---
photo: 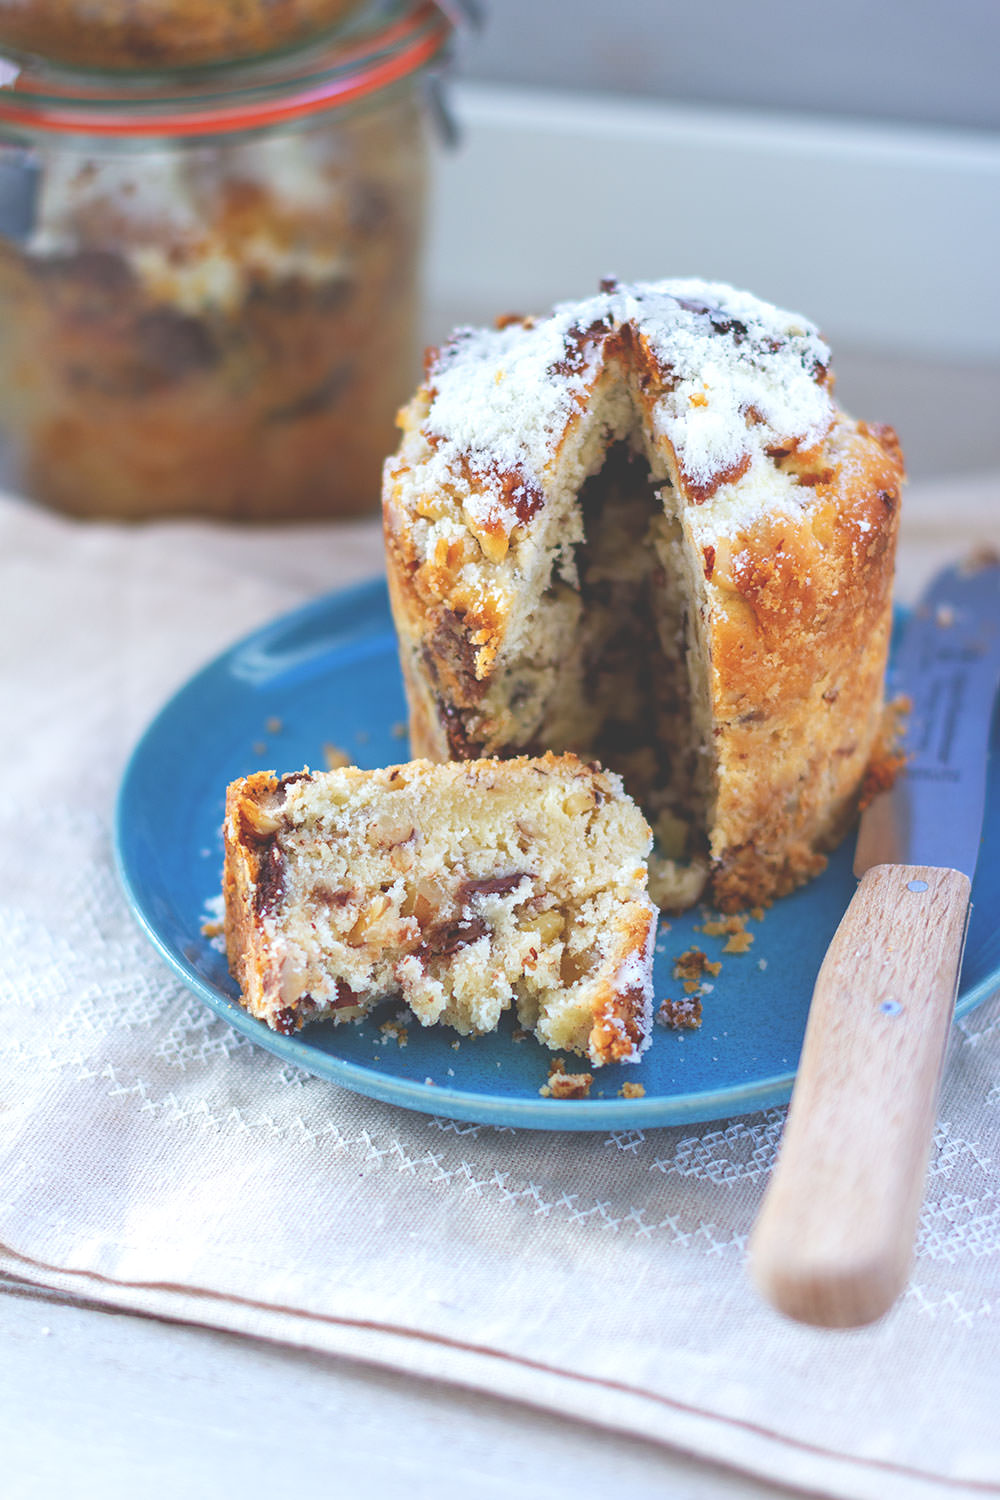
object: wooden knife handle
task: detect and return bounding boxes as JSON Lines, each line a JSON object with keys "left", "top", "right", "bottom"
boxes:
{"left": 749, "top": 863, "right": 971, "bottom": 1329}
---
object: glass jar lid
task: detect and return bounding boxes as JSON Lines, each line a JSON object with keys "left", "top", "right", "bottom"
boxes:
{"left": 0, "top": 0, "right": 451, "bottom": 138}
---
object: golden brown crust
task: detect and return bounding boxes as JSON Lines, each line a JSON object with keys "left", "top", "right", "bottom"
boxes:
{"left": 588, "top": 903, "right": 657, "bottom": 1064}
{"left": 703, "top": 419, "right": 903, "bottom": 909}
{"left": 223, "top": 771, "right": 285, "bottom": 1027}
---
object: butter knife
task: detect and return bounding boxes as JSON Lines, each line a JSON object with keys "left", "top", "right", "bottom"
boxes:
{"left": 749, "top": 552, "right": 1000, "bottom": 1328}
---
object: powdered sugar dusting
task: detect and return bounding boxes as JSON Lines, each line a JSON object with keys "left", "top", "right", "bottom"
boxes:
{"left": 616, "top": 942, "right": 654, "bottom": 1000}
{"left": 612, "top": 906, "right": 657, "bottom": 1062}
{"left": 626, "top": 279, "right": 832, "bottom": 495}
{"left": 422, "top": 279, "right": 833, "bottom": 514}
{"left": 426, "top": 295, "right": 614, "bottom": 527}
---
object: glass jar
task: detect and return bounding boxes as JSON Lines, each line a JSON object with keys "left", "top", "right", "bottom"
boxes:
{"left": 0, "top": 0, "right": 451, "bottom": 521}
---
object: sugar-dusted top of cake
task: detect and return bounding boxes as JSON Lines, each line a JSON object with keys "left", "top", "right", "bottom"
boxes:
{"left": 422, "top": 277, "right": 834, "bottom": 508}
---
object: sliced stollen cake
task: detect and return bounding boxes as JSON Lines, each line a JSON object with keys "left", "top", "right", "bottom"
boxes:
{"left": 382, "top": 277, "right": 904, "bottom": 912}
{"left": 223, "top": 753, "right": 656, "bottom": 1065}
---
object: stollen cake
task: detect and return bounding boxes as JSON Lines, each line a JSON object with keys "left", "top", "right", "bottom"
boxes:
{"left": 223, "top": 753, "right": 656, "bottom": 1065}
{"left": 382, "top": 277, "right": 904, "bottom": 912}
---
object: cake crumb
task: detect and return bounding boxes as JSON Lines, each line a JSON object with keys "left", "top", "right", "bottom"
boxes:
{"left": 379, "top": 1018, "right": 409, "bottom": 1048}
{"left": 674, "top": 947, "right": 721, "bottom": 981}
{"left": 858, "top": 743, "right": 907, "bottom": 810}
{"left": 200, "top": 895, "right": 226, "bottom": 951}
{"left": 511, "top": 1027, "right": 529, "bottom": 1044}
{"left": 266, "top": 716, "right": 283, "bottom": 734}
{"left": 699, "top": 914, "right": 747, "bottom": 937}
{"left": 450, "top": 1039, "right": 461, "bottom": 1051}
{"left": 619, "top": 1081, "right": 646, "bottom": 1099}
{"left": 539, "top": 1058, "right": 593, "bottom": 1099}
{"left": 758, "top": 957, "right": 768, "bottom": 971}
{"left": 323, "top": 743, "right": 353, "bottom": 770}
{"left": 935, "top": 603, "right": 955, "bottom": 628}
{"left": 657, "top": 996, "right": 703, "bottom": 1030}
{"left": 252, "top": 741, "right": 267, "bottom": 756}
{"left": 724, "top": 929, "right": 755, "bottom": 954}
{"left": 391, "top": 721, "right": 408, "bottom": 739}
{"left": 751, "top": 906, "right": 766, "bottom": 922}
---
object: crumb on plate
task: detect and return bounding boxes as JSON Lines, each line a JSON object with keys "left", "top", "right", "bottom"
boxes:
{"left": 674, "top": 947, "right": 722, "bottom": 981}
{"left": 323, "top": 743, "right": 353, "bottom": 770}
{"left": 539, "top": 1058, "right": 593, "bottom": 1099}
{"left": 379, "top": 1019, "right": 409, "bottom": 1047}
{"left": 619, "top": 1081, "right": 645, "bottom": 1099}
{"left": 698, "top": 914, "right": 747, "bottom": 937}
{"left": 723, "top": 929, "right": 755, "bottom": 954}
{"left": 657, "top": 996, "right": 703, "bottom": 1030}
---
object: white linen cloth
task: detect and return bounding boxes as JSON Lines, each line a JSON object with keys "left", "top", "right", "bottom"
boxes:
{"left": 1, "top": 476, "right": 998, "bottom": 1500}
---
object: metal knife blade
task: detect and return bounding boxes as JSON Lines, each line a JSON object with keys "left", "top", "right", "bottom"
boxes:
{"left": 855, "top": 551, "right": 1000, "bottom": 878}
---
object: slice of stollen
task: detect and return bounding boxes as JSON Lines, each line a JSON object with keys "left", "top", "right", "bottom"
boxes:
{"left": 223, "top": 751, "right": 656, "bottom": 1066}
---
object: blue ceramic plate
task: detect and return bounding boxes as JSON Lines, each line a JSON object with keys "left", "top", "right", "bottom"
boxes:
{"left": 115, "top": 580, "right": 1000, "bottom": 1130}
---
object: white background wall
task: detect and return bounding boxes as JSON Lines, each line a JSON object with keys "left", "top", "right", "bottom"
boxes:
{"left": 456, "top": 1, "right": 998, "bottom": 133}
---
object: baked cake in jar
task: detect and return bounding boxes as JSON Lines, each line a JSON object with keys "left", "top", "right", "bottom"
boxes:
{"left": 0, "top": 108, "right": 425, "bottom": 520}
{"left": 382, "top": 278, "right": 904, "bottom": 912}
{"left": 0, "top": 0, "right": 366, "bottom": 71}
{"left": 224, "top": 754, "right": 656, "bottom": 1066}
{"left": 0, "top": 2, "right": 451, "bottom": 521}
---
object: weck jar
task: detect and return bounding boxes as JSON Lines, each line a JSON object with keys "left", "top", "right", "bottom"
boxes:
{"left": 0, "top": 0, "right": 451, "bottom": 520}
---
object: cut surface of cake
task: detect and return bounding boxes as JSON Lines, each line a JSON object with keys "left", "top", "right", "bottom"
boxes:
{"left": 224, "top": 752, "right": 656, "bottom": 1065}
{"left": 382, "top": 277, "right": 904, "bottom": 913}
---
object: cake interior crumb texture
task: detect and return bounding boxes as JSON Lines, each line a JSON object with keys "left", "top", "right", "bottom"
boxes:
{"left": 224, "top": 754, "right": 656, "bottom": 1066}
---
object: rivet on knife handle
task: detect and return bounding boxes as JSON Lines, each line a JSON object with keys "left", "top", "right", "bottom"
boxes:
{"left": 748, "top": 863, "right": 971, "bottom": 1329}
